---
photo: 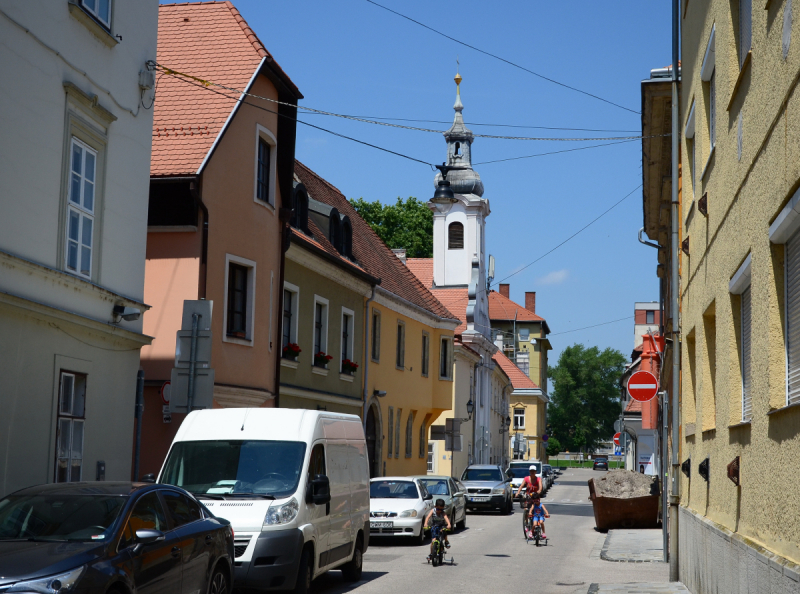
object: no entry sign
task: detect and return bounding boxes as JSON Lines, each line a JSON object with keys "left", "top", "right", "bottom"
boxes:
{"left": 627, "top": 370, "right": 659, "bottom": 402}
{"left": 613, "top": 432, "right": 621, "bottom": 446}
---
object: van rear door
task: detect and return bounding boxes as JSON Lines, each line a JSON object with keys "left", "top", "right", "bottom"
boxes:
{"left": 323, "top": 441, "right": 351, "bottom": 568}
{"left": 307, "top": 442, "right": 330, "bottom": 571}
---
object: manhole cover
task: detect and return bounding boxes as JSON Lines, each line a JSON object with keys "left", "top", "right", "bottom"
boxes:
{"left": 556, "top": 582, "right": 585, "bottom": 587}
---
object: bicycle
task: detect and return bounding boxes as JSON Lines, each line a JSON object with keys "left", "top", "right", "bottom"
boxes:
{"left": 426, "top": 525, "right": 452, "bottom": 567}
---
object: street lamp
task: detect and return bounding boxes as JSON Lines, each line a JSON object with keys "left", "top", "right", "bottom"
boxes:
{"left": 466, "top": 398, "right": 474, "bottom": 420}
{"left": 499, "top": 415, "right": 512, "bottom": 435}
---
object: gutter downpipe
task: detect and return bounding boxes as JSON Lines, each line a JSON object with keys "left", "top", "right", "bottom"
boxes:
{"left": 669, "top": 0, "right": 681, "bottom": 577}
{"left": 362, "top": 286, "right": 378, "bottom": 426}
{"left": 472, "top": 357, "right": 484, "bottom": 464}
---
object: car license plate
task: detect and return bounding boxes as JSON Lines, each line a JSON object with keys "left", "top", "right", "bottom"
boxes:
{"left": 370, "top": 521, "right": 393, "bottom": 529}
{"left": 470, "top": 496, "right": 489, "bottom": 502}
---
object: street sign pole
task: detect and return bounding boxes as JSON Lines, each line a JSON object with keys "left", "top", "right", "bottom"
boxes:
{"left": 186, "top": 312, "right": 200, "bottom": 413}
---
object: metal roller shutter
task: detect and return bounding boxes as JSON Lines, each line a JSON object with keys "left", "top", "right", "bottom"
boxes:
{"left": 741, "top": 285, "right": 752, "bottom": 420}
{"left": 786, "top": 230, "right": 800, "bottom": 406}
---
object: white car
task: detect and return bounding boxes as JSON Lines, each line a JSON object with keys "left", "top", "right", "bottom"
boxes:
{"left": 369, "top": 477, "right": 433, "bottom": 545}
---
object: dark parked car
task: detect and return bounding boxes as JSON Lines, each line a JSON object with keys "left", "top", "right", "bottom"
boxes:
{"left": 593, "top": 457, "right": 609, "bottom": 471}
{"left": 0, "top": 482, "right": 234, "bottom": 594}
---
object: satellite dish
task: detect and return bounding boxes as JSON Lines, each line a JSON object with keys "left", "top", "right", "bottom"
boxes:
{"left": 488, "top": 255, "right": 495, "bottom": 283}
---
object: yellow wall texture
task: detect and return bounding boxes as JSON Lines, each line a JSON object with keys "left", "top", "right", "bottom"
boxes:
{"left": 681, "top": 0, "right": 800, "bottom": 564}
{"left": 366, "top": 300, "right": 455, "bottom": 477}
{"left": 509, "top": 396, "right": 547, "bottom": 462}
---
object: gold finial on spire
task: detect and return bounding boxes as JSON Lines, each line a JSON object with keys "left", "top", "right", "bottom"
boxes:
{"left": 455, "top": 56, "right": 462, "bottom": 92}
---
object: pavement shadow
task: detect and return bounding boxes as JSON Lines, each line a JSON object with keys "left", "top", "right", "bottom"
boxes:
{"left": 307, "top": 570, "right": 389, "bottom": 594}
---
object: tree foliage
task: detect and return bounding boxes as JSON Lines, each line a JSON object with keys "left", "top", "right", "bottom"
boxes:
{"left": 349, "top": 197, "right": 433, "bottom": 258}
{"left": 545, "top": 437, "right": 562, "bottom": 457}
{"left": 547, "top": 344, "right": 626, "bottom": 453}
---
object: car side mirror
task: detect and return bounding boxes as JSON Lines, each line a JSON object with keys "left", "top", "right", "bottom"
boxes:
{"left": 423, "top": 493, "right": 433, "bottom": 501}
{"left": 453, "top": 492, "right": 464, "bottom": 498}
{"left": 310, "top": 474, "right": 331, "bottom": 505}
{"left": 506, "top": 471, "right": 513, "bottom": 479}
{"left": 140, "top": 473, "right": 156, "bottom": 484}
{"left": 135, "top": 529, "right": 165, "bottom": 545}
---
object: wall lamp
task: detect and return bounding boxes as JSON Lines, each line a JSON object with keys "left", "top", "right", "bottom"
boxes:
{"left": 373, "top": 389, "right": 387, "bottom": 398}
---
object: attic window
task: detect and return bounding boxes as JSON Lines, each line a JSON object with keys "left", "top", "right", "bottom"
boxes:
{"left": 448, "top": 222, "right": 464, "bottom": 249}
{"left": 291, "top": 187, "right": 309, "bottom": 233}
{"left": 329, "top": 209, "right": 343, "bottom": 252}
{"left": 342, "top": 217, "right": 353, "bottom": 258}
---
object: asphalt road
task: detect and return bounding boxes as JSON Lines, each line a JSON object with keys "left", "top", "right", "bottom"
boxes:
{"left": 310, "top": 468, "right": 668, "bottom": 594}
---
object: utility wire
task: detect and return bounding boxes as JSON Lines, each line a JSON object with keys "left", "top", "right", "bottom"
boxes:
{"left": 549, "top": 316, "right": 634, "bottom": 336}
{"left": 473, "top": 139, "right": 639, "bottom": 165}
{"left": 364, "top": 0, "right": 641, "bottom": 115}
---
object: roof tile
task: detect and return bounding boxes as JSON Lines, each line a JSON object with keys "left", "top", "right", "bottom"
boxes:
{"left": 493, "top": 351, "right": 539, "bottom": 390}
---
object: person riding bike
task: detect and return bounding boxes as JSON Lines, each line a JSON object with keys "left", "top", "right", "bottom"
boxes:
{"left": 528, "top": 493, "right": 549, "bottom": 539}
{"left": 515, "top": 465, "right": 544, "bottom": 535}
{"left": 424, "top": 498, "right": 452, "bottom": 558}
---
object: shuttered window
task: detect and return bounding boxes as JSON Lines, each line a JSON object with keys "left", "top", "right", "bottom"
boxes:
{"left": 740, "top": 0, "right": 752, "bottom": 67}
{"left": 741, "top": 286, "right": 752, "bottom": 420}
{"left": 448, "top": 222, "right": 464, "bottom": 249}
{"left": 786, "top": 230, "right": 800, "bottom": 405}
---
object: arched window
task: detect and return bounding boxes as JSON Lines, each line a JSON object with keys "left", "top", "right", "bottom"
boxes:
{"left": 454, "top": 142, "right": 461, "bottom": 156}
{"left": 342, "top": 217, "right": 353, "bottom": 258}
{"left": 448, "top": 221, "right": 464, "bottom": 249}
{"left": 292, "top": 187, "right": 309, "bottom": 233}
{"left": 329, "top": 209, "right": 342, "bottom": 252}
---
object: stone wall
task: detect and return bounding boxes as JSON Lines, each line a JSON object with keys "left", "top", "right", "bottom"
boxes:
{"left": 679, "top": 506, "right": 800, "bottom": 593}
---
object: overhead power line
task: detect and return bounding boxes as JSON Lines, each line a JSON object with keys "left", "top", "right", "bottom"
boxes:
{"left": 364, "top": 0, "right": 641, "bottom": 116}
{"left": 549, "top": 316, "right": 634, "bottom": 336}
{"left": 473, "top": 139, "right": 639, "bottom": 165}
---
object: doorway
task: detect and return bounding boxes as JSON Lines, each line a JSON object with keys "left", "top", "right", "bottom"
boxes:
{"left": 366, "top": 405, "right": 378, "bottom": 477}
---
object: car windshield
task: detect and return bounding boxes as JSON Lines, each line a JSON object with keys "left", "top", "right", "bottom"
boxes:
{"left": 508, "top": 463, "right": 540, "bottom": 478}
{"left": 0, "top": 494, "right": 126, "bottom": 542}
{"left": 462, "top": 468, "right": 503, "bottom": 482}
{"left": 161, "top": 440, "right": 306, "bottom": 499}
{"left": 418, "top": 479, "right": 449, "bottom": 496}
{"left": 370, "top": 480, "right": 419, "bottom": 499}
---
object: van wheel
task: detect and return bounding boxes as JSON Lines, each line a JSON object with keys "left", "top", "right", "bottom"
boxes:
{"left": 341, "top": 538, "right": 363, "bottom": 582}
{"left": 294, "top": 549, "right": 312, "bottom": 594}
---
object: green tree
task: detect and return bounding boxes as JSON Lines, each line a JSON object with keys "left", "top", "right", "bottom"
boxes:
{"left": 349, "top": 197, "right": 433, "bottom": 258}
{"left": 545, "top": 437, "right": 562, "bottom": 457}
{"left": 547, "top": 344, "right": 626, "bottom": 453}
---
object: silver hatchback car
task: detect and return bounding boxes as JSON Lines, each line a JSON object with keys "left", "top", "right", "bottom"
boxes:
{"left": 459, "top": 464, "right": 513, "bottom": 514}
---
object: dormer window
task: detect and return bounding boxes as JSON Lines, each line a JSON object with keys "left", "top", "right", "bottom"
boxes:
{"left": 342, "top": 217, "right": 353, "bottom": 258}
{"left": 329, "top": 208, "right": 343, "bottom": 252}
{"left": 291, "top": 186, "right": 309, "bottom": 233}
{"left": 448, "top": 222, "right": 464, "bottom": 249}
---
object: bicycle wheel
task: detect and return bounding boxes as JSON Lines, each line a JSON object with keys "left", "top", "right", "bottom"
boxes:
{"left": 432, "top": 541, "right": 440, "bottom": 567}
{"left": 521, "top": 511, "right": 530, "bottom": 540}
{"left": 534, "top": 525, "right": 540, "bottom": 547}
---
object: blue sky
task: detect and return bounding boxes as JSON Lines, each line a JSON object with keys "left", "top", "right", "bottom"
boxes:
{"left": 167, "top": 1, "right": 671, "bottom": 365}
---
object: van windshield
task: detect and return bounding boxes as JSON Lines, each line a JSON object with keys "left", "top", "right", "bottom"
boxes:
{"left": 161, "top": 440, "right": 306, "bottom": 499}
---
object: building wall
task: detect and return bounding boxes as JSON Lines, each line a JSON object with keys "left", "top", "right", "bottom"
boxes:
{"left": 509, "top": 395, "right": 547, "bottom": 462}
{"left": 0, "top": 2, "right": 157, "bottom": 495}
{"left": 492, "top": 320, "right": 549, "bottom": 388}
{"left": 680, "top": 0, "right": 800, "bottom": 576}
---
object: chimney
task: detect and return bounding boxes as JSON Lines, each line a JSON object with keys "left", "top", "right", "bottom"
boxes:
{"left": 525, "top": 292, "right": 536, "bottom": 314}
{"left": 499, "top": 284, "right": 510, "bottom": 299}
{"left": 391, "top": 248, "right": 407, "bottom": 265}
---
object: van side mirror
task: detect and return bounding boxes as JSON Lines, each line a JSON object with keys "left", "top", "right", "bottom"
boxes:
{"left": 310, "top": 474, "right": 331, "bottom": 505}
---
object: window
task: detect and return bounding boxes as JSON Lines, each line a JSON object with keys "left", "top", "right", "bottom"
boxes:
{"left": 741, "top": 286, "right": 752, "bottom": 420}
{"left": 439, "top": 337, "right": 453, "bottom": 380}
{"left": 787, "top": 230, "right": 800, "bottom": 406}
{"left": 224, "top": 255, "right": 256, "bottom": 344}
{"left": 513, "top": 408, "right": 525, "bottom": 430}
{"left": 739, "top": 0, "right": 752, "bottom": 67}
{"left": 394, "top": 409, "right": 402, "bottom": 459}
{"left": 56, "top": 371, "right": 86, "bottom": 482}
{"left": 342, "top": 217, "right": 353, "bottom": 258}
{"left": 709, "top": 71, "right": 716, "bottom": 151}
{"left": 387, "top": 407, "right": 394, "bottom": 457}
{"left": 371, "top": 309, "right": 381, "bottom": 362}
{"left": 519, "top": 328, "right": 530, "bottom": 341}
{"left": 646, "top": 310, "right": 655, "bottom": 324}
{"left": 254, "top": 126, "right": 276, "bottom": 207}
{"left": 257, "top": 138, "right": 271, "bottom": 203}
{"left": 161, "top": 490, "right": 202, "bottom": 528}
{"left": 119, "top": 492, "right": 168, "bottom": 550}
{"left": 291, "top": 187, "right": 309, "bottom": 232}
{"left": 405, "top": 412, "right": 414, "bottom": 458}
{"left": 685, "top": 100, "right": 696, "bottom": 204}
{"left": 421, "top": 332, "right": 430, "bottom": 377}
{"left": 80, "top": 0, "right": 111, "bottom": 28}
{"left": 66, "top": 138, "right": 96, "bottom": 279}
{"left": 329, "top": 209, "right": 342, "bottom": 253}
{"left": 282, "top": 282, "right": 299, "bottom": 352}
{"left": 341, "top": 308, "right": 354, "bottom": 369}
{"left": 308, "top": 444, "right": 326, "bottom": 478}
{"left": 448, "top": 222, "right": 464, "bottom": 249}
{"left": 419, "top": 414, "right": 431, "bottom": 458}
{"left": 313, "top": 298, "right": 329, "bottom": 359}
{"left": 427, "top": 442, "right": 435, "bottom": 473}
{"left": 227, "top": 264, "right": 248, "bottom": 337}
{"left": 396, "top": 321, "right": 406, "bottom": 369}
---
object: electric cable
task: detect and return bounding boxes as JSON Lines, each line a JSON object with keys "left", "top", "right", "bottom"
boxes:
{"left": 548, "top": 316, "right": 633, "bottom": 336}
{"left": 364, "top": 0, "right": 641, "bottom": 115}
{"left": 473, "top": 139, "right": 639, "bottom": 165}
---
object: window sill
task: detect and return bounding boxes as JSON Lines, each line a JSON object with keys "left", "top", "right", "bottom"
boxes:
{"left": 684, "top": 422, "right": 696, "bottom": 437}
{"left": 701, "top": 427, "right": 716, "bottom": 435}
{"left": 67, "top": 1, "right": 118, "bottom": 47}
{"left": 727, "top": 419, "right": 751, "bottom": 429}
{"left": 223, "top": 334, "right": 253, "bottom": 347}
{"left": 339, "top": 373, "right": 354, "bottom": 382}
{"left": 280, "top": 358, "right": 299, "bottom": 369}
{"left": 727, "top": 51, "right": 752, "bottom": 112}
{"left": 254, "top": 197, "right": 276, "bottom": 213}
{"left": 767, "top": 401, "right": 800, "bottom": 416}
{"left": 701, "top": 145, "right": 715, "bottom": 181}
{"left": 312, "top": 366, "right": 329, "bottom": 377}
{"left": 438, "top": 376, "right": 453, "bottom": 382}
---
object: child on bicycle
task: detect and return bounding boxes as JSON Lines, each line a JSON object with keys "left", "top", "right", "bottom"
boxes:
{"left": 529, "top": 494, "right": 550, "bottom": 539}
{"left": 424, "top": 498, "right": 452, "bottom": 557}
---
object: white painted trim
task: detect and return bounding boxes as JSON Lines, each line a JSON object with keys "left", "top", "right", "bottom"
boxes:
{"left": 729, "top": 253, "right": 752, "bottom": 294}
{"left": 421, "top": 330, "right": 430, "bottom": 377}
{"left": 312, "top": 295, "right": 329, "bottom": 357}
{"left": 311, "top": 366, "right": 329, "bottom": 376}
{"left": 282, "top": 281, "right": 300, "bottom": 347}
{"left": 685, "top": 100, "right": 696, "bottom": 139}
{"left": 280, "top": 358, "right": 298, "bottom": 369}
{"left": 197, "top": 57, "right": 266, "bottom": 176}
{"left": 340, "top": 306, "right": 355, "bottom": 371}
{"left": 253, "top": 124, "right": 277, "bottom": 209}
{"left": 222, "top": 253, "right": 257, "bottom": 346}
{"left": 769, "top": 186, "right": 800, "bottom": 243}
{"left": 439, "top": 336, "right": 454, "bottom": 380}
{"left": 339, "top": 373, "right": 354, "bottom": 383}
{"left": 701, "top": 25, "right": 716, "bottom": 82}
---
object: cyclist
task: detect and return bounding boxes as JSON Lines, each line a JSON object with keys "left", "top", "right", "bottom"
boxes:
{"left": 515, "top": 465, "right": 543, "bottom": 535}
{"left": 424, "top": 498, "right": 452, "bottom": 558}
{"left": 529, "top": 493, "right": 549, "bottom": 539}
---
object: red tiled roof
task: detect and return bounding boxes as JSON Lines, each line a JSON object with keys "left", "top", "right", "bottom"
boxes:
{"left": 293, "top": 161, "right": 460, "bottom": 322}
{"left": 406, "top": 258, "right": 433, "bottom": 287}
{"left": 625, "top": 399, "right": 643, "bottom": 413}
{"left": 493, "top": 351, "right": 539, "bottom": 390}
{"left": 488, "top": 290, "right": 546, "bottom": 323}
{"left": 152, "top": 2, "right": 298, "bottom": 176}
{"left": 428, "top": 288, "right": 469, "bottom": 333}
{"left": 289, "top": 219, "right": 370, "bottom": 279}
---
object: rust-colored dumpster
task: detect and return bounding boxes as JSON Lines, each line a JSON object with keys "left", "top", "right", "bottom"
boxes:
{"left": 588, "top": 478, "right": 659, "bottom": 531}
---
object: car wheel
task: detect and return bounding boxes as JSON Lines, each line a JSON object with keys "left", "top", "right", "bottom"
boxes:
{"left": 456, "top": 510, "right": 466, "bottom": 530}
{"left": 415, "top": 524, "right": 426, "bottom": 546}
{"left": 341, "top": 537, "right": 363, "bottom": 582}
{"left": 504, "top": 498, "right": 513, "bottom": 515}
{"left": 294, "top": 548, "right": 312, "bottom": 594}
{"left": 208, "top": 567, "right": 230, "bottom": 594}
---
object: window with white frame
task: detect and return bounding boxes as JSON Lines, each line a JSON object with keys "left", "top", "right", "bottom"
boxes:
{"left": 254, "top": 125, "right": 277, "bottom": 207}
{"left": 787, "top": 231, "right": 800, "bottom": 406}
{"left": 439, "top": 336, "right": 453, "bottom": 380}
{"left": 341, "top": 308, "right": 354, "bottom": 370}
{"left": 421, "top": 332, "right": 430, "bottom": 377}
{"left": 741, "top": 285, "right": 752, "bottom": 420}
{"left": 371, "top": 309, "right": 381, "bottom": 362}
{"left": 394, "top": 408, "right": 402, "bottom": 458}
{"left": 66, "top": 138, "right": 96, "bottom": 279}
{"left": 396, "top": 321, "right": 406, "bottom": 369}
{"left": 80, "top": 0, "right": 111, "bottom": 28}
{"left": 513, "top": 408, "right": 525, "bottom": 430}
{"left": 224, "top": 255, "right": 256, "bottom": 343}
{"left": 709, "top": 71, "right": 716, "bottom": 151}
{"left": 427, "top": 442, "right": 435, "bottom": 473}
{"left": 313, "top": 297, "right": 329, "bottom": 361}
{"left": 56, "top": 371, "right": 86, "bottom": 482}
{"left": 700, "top": 27, "right": 716, "bottom": 160}
{"left": 387, "top": 407, "right": 394, "bottom": 457}
{"left": 281, "top": 282, "right": 299, "bottom": 352}
{"left": 405, "top": 411, "right": 414, "bottom": 458}
{"left": 739, "top": 0, "right": 752, "bottom": 67}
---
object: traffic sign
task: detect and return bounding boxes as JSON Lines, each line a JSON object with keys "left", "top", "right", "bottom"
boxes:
{"left": 541, "top": 434, "right": 549, "bottom": 443}
{"left": 159, "top": 381, "right": 171, "bottom": 405}
{"left": 627, "top": 370, "right": 659, "bottom": 402}
{"left": 613, "top": 432, "right": 621, "bottom": 446}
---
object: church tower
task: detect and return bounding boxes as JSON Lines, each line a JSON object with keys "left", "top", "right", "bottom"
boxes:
{"left": 430, "top": 71, "right": 491, "bottom": 337}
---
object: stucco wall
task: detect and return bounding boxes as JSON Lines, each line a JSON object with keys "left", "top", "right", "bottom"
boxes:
{"left": 681, "top": 0, "right": 800, "bottom": 567}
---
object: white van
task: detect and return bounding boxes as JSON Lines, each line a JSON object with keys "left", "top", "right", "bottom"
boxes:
{"left": 157, "top": 408, "right": 369, "bottom": 593}
{"left": 507, "top": 459, "right": 544, "bottom": 499}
